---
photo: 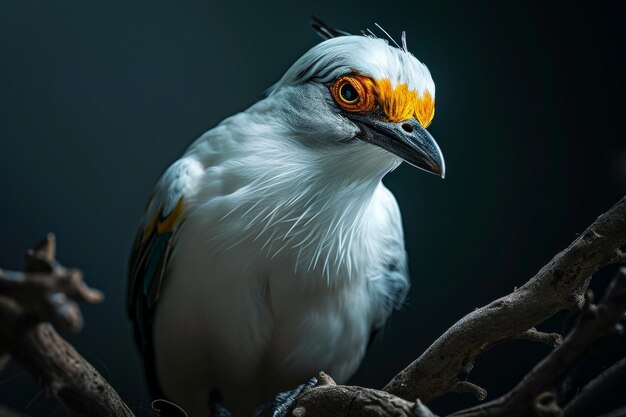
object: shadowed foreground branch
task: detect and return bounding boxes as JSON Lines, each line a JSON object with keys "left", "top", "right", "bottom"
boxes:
{"left": 1, "top": 197, "right": 625, "bottom": 417}
{"left": 0, "top": 235, "right": 134, "bottom": 417}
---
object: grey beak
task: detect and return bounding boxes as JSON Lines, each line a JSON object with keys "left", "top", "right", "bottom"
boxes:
{"left": 348, "top": 115, "right": 445, "bottom": 178}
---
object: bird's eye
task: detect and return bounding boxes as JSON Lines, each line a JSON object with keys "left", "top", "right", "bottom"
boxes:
{"left": 330, "top": 76, "right": 375, "bottom": 113}
{"left": 339, "top": 83, "right": 359, "bottom": 103}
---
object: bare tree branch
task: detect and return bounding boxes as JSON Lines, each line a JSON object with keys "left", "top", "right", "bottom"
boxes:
{"left": 515, "top": 327, "right": 563, "bottom": 348}
{"left": 448, "top": 267, "right": 626, "bottom": 417}
{"left": 451, "top": 381, "right": 487, "bottom": 401}
{"left": 564, "top": 356, "right": 626, "bottom": 417}
{"left": 0, "top": 235, "right": 135, "bottom": 417}
{"left": 383, "top": 196, "right": 626, "bottom": 403}
{"left": 281, "top": 372, "right": 428, "bottom": 417}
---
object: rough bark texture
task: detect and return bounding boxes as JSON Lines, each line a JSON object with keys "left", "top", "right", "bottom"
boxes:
{"left": 0, "top": 235, "right": 134, "bottom": 417}
{"left": 283, "top": 372, "right": 432, "bottom": 417}
{"left": 449, "top": 268, "right": 626, "bottom": 417}
{"left": 383, "top": 196, "right": 626, "bottom": 403}
{"left": 564, "top": 356, "right": 626, "bottom": 417}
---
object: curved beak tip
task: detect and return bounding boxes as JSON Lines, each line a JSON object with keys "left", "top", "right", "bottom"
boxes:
{"left": 424, "top": 152, "right": 445, "bottom": 179}
{"left": 430, "top": 163, "right": 445, "bottom": 179}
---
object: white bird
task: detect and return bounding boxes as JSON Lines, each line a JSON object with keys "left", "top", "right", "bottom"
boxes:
{"left": 128, "top": 18, "right": 444, "bottom": 417}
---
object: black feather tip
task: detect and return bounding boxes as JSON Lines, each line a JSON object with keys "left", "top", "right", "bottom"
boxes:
{"left": 310, "top": 15, "right": 351, "bottom": 39}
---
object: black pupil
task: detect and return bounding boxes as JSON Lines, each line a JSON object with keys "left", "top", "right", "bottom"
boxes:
{"left": 340, "top": 83, "right": 359, "bottom": 102}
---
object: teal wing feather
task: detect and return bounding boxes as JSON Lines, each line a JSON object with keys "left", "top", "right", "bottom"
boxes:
{"left": 127, "top": 158, "right": 202, "bottom": 396}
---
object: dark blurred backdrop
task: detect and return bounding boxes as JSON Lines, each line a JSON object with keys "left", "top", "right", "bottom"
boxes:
{"left": 1, "top": 1, "right": 624, "bottom": 415}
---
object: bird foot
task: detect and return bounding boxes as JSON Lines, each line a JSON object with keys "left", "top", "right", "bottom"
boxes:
{"left": 261, "top": 377, "right": 318, "bottom": 417}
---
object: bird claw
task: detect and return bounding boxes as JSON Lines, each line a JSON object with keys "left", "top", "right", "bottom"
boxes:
{"left": 268, "top": 377, "right": 318, "bottom": 417}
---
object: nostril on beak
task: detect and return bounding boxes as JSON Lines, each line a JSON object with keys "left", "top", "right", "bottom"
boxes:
{"left": 401, "top": 123, "right": 413, "bottom": 133}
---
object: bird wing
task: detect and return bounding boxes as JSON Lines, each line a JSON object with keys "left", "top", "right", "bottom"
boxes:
{"left": 127, "top": 157, "right": 203, "bottom": 393}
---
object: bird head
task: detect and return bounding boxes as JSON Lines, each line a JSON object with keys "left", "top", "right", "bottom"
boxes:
{"left": 267, "top": 18, "right": 445, "bottom": 179}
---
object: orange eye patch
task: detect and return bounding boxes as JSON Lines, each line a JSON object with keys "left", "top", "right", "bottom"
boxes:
{"left": 330, "top": 75, "right": 376, "bottom": 113}
{"left": 330, "top": 75, "right": 435, "bottom": 128}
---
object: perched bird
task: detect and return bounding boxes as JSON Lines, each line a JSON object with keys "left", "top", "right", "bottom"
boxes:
{"left": 128, "top": 18, "right": 444, "bottom": 417}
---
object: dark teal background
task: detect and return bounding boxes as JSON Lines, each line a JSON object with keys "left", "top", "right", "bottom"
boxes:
{"left": 1, "top": 1, "right": 624, "bottom": 415}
